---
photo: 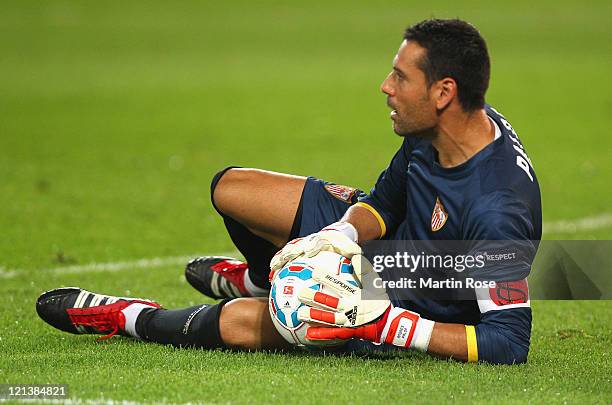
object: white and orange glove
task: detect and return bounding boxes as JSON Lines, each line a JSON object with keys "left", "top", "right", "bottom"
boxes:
{"left": 305, "top": 305, "right": 434, "bottom": 350}
{"left": 297, "top": 254, "right": 435, "bottom": 351}
{"left": 296, "top": 253, "right": 390, "bottom": 326}
{"left": 269, "top": 222, "right": 361, "bottom": 280}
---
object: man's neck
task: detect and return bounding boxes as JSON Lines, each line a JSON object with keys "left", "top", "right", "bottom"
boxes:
{"left": 431, "top": 107, "right": 494, "bottom": 168}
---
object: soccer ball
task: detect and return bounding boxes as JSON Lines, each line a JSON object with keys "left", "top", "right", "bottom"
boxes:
{"left": 268, "top": 251, "right": 357, "bottom": 347}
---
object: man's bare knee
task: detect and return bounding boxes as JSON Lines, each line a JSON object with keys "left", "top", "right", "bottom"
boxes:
{"left": 212, "top": 167, "right": 250, "bottom": 216}
{"left": 219, "top": 298, "right": 290, "bottom": 350}
{"left": 210, "top": 168, "right": 306, "bottom": 245}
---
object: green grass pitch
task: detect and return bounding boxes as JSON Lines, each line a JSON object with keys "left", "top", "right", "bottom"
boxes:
{"left": 1, "top": 0, "right": 610, "bottom": 403}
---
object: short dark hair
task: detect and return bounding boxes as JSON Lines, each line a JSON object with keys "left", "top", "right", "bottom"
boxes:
{"left": 404, "top": 19, "right": 490, "bottom": 112}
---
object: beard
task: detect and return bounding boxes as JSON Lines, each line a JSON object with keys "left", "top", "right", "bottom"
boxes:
{"left": 388, "top": 94, "right": 436, "bottom": 138}
{"left": 392, "top": 111, "right": 435, "bottom": 138}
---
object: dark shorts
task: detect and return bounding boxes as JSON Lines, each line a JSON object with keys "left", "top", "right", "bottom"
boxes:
{"left": 293, "top": 177, "right": 366, "bottom": 238}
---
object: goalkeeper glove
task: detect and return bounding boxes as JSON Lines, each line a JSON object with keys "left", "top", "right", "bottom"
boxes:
{"left": 296, "top": 254, "right": 435, "bottom": 351}
{"left": 296, "top": 254, "right": 390, "bottom": 326}
{"left": 306, "top": 306, "right": 435, "bottom": 351}
{"left": 269, "top": 222, "right": 361, "bottom": 279}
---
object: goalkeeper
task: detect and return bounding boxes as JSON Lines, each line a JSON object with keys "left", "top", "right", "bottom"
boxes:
{"left": 36, "top": 19, "right": 541, "bottom": 365}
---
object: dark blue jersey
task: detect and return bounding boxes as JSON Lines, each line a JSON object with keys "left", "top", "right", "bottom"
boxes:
{"left": 358, "top": 105, "right": 541, "bottom": 243}
{"left": 356, "top": 105, "right": 542, "bottom": 364}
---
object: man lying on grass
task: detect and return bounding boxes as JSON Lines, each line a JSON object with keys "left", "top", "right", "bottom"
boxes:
{"left": 36, "top": 19, "right": 540, "bottom": 365}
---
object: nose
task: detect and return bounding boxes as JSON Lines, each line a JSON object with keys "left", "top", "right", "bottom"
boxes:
{"left": 380, "top": 73, "right": 394, "bottom": 96}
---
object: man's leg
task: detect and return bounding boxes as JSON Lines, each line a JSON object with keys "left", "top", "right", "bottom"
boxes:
{"left": 136, "top": 169, "right": 306, "bottom": 347}
{"left": 186, "top": 168, "right": 307, "bottom": 298}
{"left": 188, "top": 168, "right": 363, "bottom": 299}
{"left": 136, "top": 297, "right": 290, "bottom": 350}
{"left": 212, "top": 167, "right": 306, "bottom": 248}
{"left": 37, "top": 287, "right": 290, "bottom": 350}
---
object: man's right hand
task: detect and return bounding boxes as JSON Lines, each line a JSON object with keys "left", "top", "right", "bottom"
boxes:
{"left": 269, "top": 222, "right": 361, "bottom": 280}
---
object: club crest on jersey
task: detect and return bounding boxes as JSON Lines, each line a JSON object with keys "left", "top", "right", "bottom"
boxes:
{"left": 324, "top": 184, "right": 357, "bottom": 203}
{"left": 431, "top": 197, "right": 448, "bottom": 232}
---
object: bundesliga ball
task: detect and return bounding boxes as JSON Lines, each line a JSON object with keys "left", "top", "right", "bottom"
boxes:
{"left": 268, "top": 251, "right": 357, "bottom": 347}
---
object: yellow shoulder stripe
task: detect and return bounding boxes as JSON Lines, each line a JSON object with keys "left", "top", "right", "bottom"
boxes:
{"left": 354, "top": 202, "right": 386, "bottom": 239}
{"left": 465, "top": 325, "right": 478, "bottom": 363}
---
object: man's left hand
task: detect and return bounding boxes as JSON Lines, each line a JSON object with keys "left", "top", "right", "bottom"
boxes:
{"left": 296, "top": 254, "right": 435, "bottom": 350}
{"left": 296, "top": 254, "right": 390, "bottom": 326}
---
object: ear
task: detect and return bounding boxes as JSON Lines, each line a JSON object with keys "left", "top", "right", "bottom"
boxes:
{"left": 433, "top": 77, "right": 457, "bottom": 110}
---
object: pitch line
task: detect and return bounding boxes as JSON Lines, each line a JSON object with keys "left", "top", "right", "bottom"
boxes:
{"left": 542, "top": 213, "right": 612, "bottom": 234}
{"left": 1, "top": 213, "right": 611, "bottom": 280}
{"left": 0, "top": 252, "right": 238, "bottom": 280}
{"left": 51, "top": 255, "right": 196, "bottom": 275}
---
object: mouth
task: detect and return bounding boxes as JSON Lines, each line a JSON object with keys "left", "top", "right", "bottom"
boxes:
{"left": 387, "top": 100, "right": 397, "bottom": 118}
